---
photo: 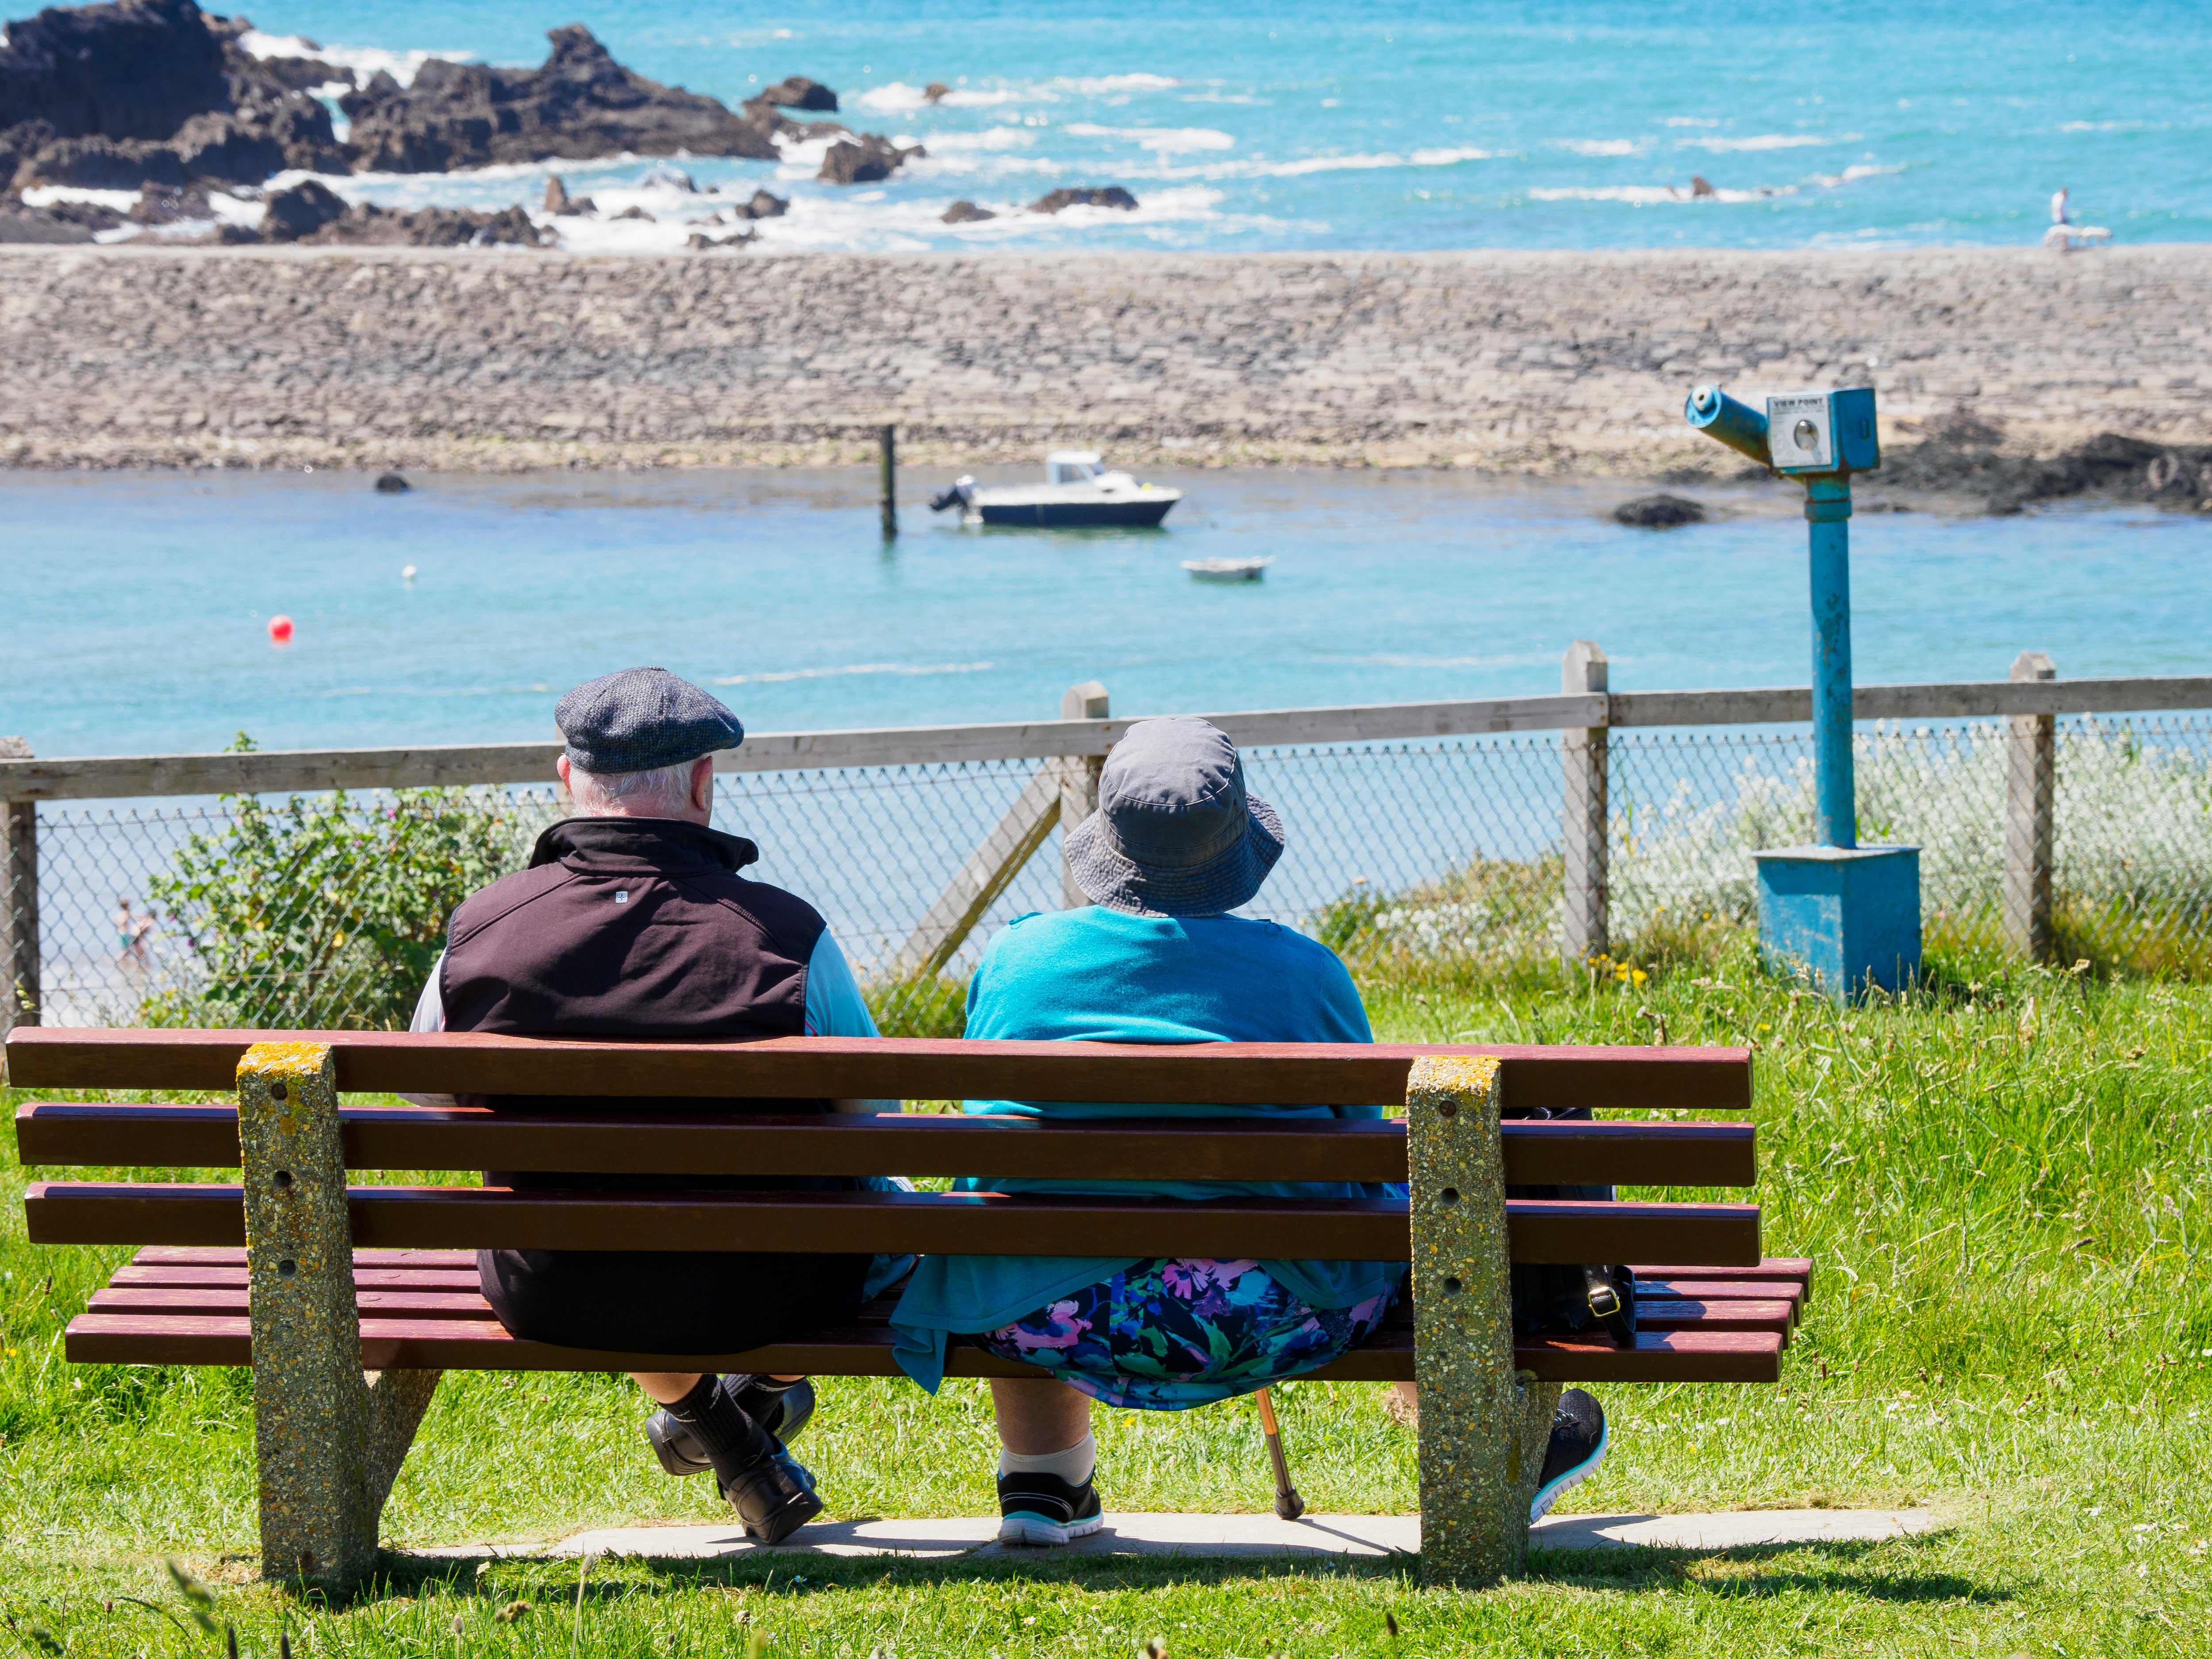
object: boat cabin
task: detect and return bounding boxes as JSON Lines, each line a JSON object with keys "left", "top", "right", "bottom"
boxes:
{"left": 1046, "top": 451, "right": 1107, "bottom": 485}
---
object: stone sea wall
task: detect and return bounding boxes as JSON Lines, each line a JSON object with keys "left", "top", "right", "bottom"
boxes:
{"left": 1, "top": 243, "right": 2208, "bottom": 475}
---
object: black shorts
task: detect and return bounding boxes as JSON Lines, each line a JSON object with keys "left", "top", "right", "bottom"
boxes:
{"left": 478, "top": 1247, "right": 872, "bottom": 1356}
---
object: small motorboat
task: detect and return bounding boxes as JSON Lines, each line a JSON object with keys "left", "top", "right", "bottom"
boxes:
{"left": 929, "top": 450, "right": 1183, "bottom": 528}
{"left": 1182, "top": 557, "right": 1272, "bottom": 582}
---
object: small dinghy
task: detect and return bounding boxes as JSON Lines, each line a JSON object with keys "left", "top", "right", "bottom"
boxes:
{"left": 1182, "top": 556, "right": 1272, "bottom": 582}
{"left": 929, "top": 450, "right": 1182, "bottom": 528}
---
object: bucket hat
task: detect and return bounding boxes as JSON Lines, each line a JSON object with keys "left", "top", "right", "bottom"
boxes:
{"left": 1064, "top": 717, "right": 1283, "bottom": 917}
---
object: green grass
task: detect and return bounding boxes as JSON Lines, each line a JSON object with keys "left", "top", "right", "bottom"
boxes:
{"left": 4, "top": 938, "right": 2211, "bottom": 1655}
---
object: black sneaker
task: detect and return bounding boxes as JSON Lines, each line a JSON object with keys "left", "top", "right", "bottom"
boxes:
{"left": 1529, "top": 1388, "right": 1607, "bottom": 1522}
{"left": 646, "top": 1376, "right": 817, "bottom": 1479}
{"left": 996, "top": 1468, "right": 1105, "bottom": 1546}
{"left": 723, "top": 1447, "right": 823, "bottom": 1545}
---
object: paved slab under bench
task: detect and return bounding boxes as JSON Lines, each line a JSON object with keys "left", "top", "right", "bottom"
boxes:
{"left": 410, "top": 1508, "right": 1935, "bottom": 1565}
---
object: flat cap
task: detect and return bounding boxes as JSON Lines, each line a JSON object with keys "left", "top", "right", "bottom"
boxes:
{"left": 555, "top": 667, "right": 745, "bottom": 775}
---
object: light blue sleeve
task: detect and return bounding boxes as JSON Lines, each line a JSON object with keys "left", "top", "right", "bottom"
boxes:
{"left": 804, "top": 931, "right": 914, "bottom": 1297}
{"left": 804, "top": 931, "right": 882, "bottom": 1037}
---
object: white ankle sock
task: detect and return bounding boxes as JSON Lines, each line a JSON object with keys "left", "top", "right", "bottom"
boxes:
{"left": 998, "top": 1432, "right": 1095, "bottom": 1486}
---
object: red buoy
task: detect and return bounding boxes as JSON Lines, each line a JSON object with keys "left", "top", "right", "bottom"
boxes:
{"left": 268, "top": 615, "right": 295, "bottom": 645}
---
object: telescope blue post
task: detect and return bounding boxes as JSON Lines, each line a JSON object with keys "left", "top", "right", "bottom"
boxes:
{"left": 1805, "top": 476, "right": 1856, "bottom": 849}
{"left": 1682, "top": 382, "right": 1920, "bottom": 998}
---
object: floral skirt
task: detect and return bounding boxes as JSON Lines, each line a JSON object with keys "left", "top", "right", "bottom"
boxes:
{"left": 973, "top": 1257, "right": 1399, "bottom": 1410}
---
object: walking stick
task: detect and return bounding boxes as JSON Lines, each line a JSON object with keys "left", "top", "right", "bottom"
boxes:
{"left": 1255, "top": 1387, "right": 1305, "bottom": 1520}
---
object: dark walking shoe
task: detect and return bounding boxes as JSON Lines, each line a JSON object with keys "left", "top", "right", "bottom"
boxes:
{"left": 996, "top": 1468, "right": 1105, "bottom": 1546}
{"left": 646, "top": 1376, "right": 816, "bottom": 1478}
{"left": 1530, "top": 1388, "right": 1607, "bottom": 1522}
{"left": 723, "top": 1447, "right": 824, "bottom": 1544}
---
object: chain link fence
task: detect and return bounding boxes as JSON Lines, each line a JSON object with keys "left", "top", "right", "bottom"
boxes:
{"left": 9, "top": 714, "right": 2210, "bottom": 1034}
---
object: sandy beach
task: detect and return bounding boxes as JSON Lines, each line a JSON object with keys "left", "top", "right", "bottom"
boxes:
{"left": 3, "top": 243, "right": 2209, "bottom": 476}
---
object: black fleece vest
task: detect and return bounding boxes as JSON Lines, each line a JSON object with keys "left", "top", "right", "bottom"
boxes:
{"left": 441, "top": 816, "right": 836, "bottom": 1190}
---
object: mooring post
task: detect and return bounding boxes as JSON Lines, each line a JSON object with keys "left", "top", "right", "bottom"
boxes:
{"left": 2004, "top": 650, "right": 2058, "bottom": 961}
{"left": 879, "top": 423, "right": 898, "bottom": 539}
{"left": 1059, "top": 680, "right": 1110, "bottom": 909}
{"left": 238, "top": 1041, "right": 438, "bottom": 1594}
{"left": 1, "top": 737, "right": 36, "bottom": 1036}
{"left": 1805, "top": 476, "right": 1857, "bottom": 849}
{"left": 1406, "top": 1055, "right": 1559, "bottom": 1586}
{"left": 1559, "top": 642, "right": 1609, "bottom": 963}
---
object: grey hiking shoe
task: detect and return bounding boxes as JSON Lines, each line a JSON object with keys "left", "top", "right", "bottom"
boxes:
{"left": 1530, "top": 1389, "right": 1607, "bottom": 1522}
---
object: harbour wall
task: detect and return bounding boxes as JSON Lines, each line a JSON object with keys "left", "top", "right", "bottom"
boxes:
{"left": 2, "top": 244, "right": 2208, "bottom": 475}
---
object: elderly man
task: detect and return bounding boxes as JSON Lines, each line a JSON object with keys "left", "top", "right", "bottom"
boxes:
{"left": 407, "top": 667, "right": 903, "bottom": 1545}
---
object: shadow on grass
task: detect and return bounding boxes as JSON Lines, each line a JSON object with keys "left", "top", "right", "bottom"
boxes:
{"left": 1529, "top": 1529, "right": 2012, "bottom": 1606}
{"left": 359, "top": 1526, "right": 2004, "bottom": 1609}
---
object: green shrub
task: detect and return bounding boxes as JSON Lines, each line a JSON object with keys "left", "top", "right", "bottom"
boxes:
{"left": 143, "top": 740, "right": 554, "bottom": 1029}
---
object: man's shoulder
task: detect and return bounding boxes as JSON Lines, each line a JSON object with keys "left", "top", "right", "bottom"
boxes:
{"left": 448, "top": 860, "right": 573, "bottom": 942}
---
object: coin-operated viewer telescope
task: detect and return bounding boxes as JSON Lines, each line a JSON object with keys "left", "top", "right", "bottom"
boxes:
{"left": 1684, "top": 384, "right": 1920, "bottom": 997}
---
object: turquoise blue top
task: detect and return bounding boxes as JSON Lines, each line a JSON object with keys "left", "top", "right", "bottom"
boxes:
{"left": 888, "top": 906, "right": 1406, "bottom": 1392}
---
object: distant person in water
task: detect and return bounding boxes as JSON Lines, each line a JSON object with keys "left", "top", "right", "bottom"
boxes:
{"left": 2045, "top": 186, "right": 2110, "bottom": 251}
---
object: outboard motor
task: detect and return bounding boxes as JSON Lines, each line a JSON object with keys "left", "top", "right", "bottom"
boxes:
{"left": 928, "top": 476, "right": 977, "bottom": 513}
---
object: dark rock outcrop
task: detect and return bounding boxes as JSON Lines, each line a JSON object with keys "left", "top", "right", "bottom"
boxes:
{"left": 0, "top": 0, "right": 345, "bottom": 189}
{"left": 0, "top": 195, "right": 122, "bottom": 240}
{"left": 259, "top": 176, "right": 346, "bottom": 238}
{"left": 923, "top": 82, "right": 952, "bottom": 103}
{"left": 250, "top": 186, "right": 549, "bottom": 247}
{"left": 1029, "top": 185, "right": 1138, "bottom": 213}
{"left": 374, "top": 472, "right": 409, "bottom": 492}
{"left": 741, "top": 188, "right": 787, "bottom": 219}
{"left": 757, "top": 75, "right": 835, "bottom": 111}
{"left": 611, "top": 205, "right": 653, "bottom": 221}
{"left": 128, "top": 180, "right": 211, "bottom": 223}
{"left": 1882, "top": 418, "right": 2212, "bottom": 515}
{"left": 0, "top": 0, "right": 231, "bottom": 143}
{"left": 819, "top": 132, "right": 922, "bottom": 184}
{"left": 338, "top": 25, "right": 784, "bottom": 170}
{"left": 1613, "top": 493, "right": 1706, "bottom": 528}
{"left": 543, "top": 174, "right": 594, "bottom": 214}
{"left": 941, "top": 198, "right": 995, "bottom": 223}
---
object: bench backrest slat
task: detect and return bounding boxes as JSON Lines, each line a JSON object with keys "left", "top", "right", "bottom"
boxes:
{"left": 13, "top": 1103, "right": 1757, "bottom": 1186}
{"left": 24, "top": 1182, "right": 1763, "bottom": 1265}
{"left": 3, "top": 1029, "right": 1752, "bottom": 1113}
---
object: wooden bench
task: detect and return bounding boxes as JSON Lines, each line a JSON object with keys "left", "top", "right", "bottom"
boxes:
{"left": 9, "top": 1027, "right": 1806, "bottom": 1593}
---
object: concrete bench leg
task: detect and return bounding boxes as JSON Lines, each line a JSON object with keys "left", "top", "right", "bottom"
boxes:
{"left": 1407, "top": 1055, "right": 1559, "bottom": 1586}
{"left": 238, "top": 1042, "right": 440, "bottom": 1596}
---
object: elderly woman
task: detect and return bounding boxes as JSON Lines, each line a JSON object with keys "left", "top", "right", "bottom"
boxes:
{"left": 889, "top": 716, "right": 1409, "bottom": 1544}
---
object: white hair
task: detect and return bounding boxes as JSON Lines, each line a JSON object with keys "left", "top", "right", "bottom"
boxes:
{"left": 568, "top": 759, "right": 697, "bottom": 818}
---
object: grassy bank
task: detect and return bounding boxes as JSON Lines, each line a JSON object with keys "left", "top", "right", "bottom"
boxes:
{"left": 4, "top": 943, "right": 2209, "bottom": 1655}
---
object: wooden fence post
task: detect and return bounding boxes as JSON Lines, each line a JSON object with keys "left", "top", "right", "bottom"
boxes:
{"left": 1059, "top": 680, "right": 1110, "bottom": 908}
{"left": 237, "top": 1041, "right": 438, "bottom": 1594}
{"left": 2, "top": 737, "right": 35, "bottom": 1036}
{"left": 893, "top": 681, "right": 1110, "bottom": 975}
{"left": 1559, "top": 641, "right": 1609, "bottom": 963}
{"left": 879, "top": 424, "right": 898, "bottom": 539}
{"left": 2004, "top": 650, "right": 2057, "bottom": 961}
{"left": 1407, "top": 1055, "right": 1558, "bottom": 1586}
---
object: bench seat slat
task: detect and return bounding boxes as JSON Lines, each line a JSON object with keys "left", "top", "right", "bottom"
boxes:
{"left": 82, "top": 1283, "right": 1793, "bottom": 1344}
{"left": 61, "top": 1310, "right": 1783, "bottom": 1384}
{"left": 103, "top": 1251, "right": 1806, "bottom": 1320}
{"left": 4, "top": 1030, "right": 1752, "bottom": 1114}
{"left": 28, "top": 1183, "right": 1762, "bottom": 1267}
{"left": 13, "top": 1104, "right": 1759, "bottom": 1188}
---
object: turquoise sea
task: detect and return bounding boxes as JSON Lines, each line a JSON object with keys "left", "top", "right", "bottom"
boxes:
{"left": 218, "top": 0, "right": 2212, "bottom": 252}
{"left": 6, "top": 469, "right": 2208, "bottom": 757}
